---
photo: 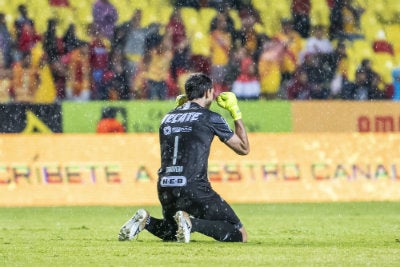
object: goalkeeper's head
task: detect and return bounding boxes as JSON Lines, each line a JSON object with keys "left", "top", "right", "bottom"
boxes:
{"left": 185, "top": 73, "right": 213, "bottom": 101}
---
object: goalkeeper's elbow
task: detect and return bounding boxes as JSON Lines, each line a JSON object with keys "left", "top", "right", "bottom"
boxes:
{"left": 235, "top": 143, "right": 250, "bottom": 155}
{"left": 237, "top": 147, "right": 250, "bottom": 156}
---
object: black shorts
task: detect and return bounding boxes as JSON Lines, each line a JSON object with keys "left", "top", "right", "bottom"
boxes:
{"left": 157, "top": 183, "right": 242, "bottom": 228}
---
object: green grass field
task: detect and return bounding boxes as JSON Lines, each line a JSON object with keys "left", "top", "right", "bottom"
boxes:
{"left": 1, "top": 202, "right": 399, "bottom": 267}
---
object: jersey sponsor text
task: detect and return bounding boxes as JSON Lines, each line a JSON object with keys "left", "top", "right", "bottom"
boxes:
{"left": 162, "top": 112, "right": 202, "bottom": 124}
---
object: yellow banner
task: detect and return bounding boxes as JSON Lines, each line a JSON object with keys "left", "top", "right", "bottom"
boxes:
{"left": 0, "top": 133, "right": 399, "bottom": 206}
{"left": 292, "top": 101, "right": 400, "bottom": 132}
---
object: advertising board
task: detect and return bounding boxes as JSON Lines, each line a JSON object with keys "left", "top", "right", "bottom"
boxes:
{"left": 1, "top": 133, "right": 399, "bottom": 206}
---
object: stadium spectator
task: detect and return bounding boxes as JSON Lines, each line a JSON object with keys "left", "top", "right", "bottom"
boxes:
{"left": 170, "top": 37, "right": 190, "bottom": 81}
{"left": 285, "top": 68, "right": 311, "bottom": 100}
{"left": 145, "top": 31, "right": 173, "bottom": 100}
{"left": 96, "top": 107, "right": 125, "bottom": 133}
{"left": 166, "top": 8, "right": 187, "bottom": 53}
{"left": 129, "top": 23, "right": 165, "bottom": 99}
{"left": 130, "top": 58, "right": 147, "bottom": 99}
{"left": 252, "top": 33, "right": 270, "bottom": 64}
{"left": 329, "top": 41, "right": 349, "bottom": 97}
{"left": 43, "top": 19, "right": 63, "bottom": 63}
{"left": 0, "top": 13, "right": 14, "bottom": 69}
{"left": 114, "top": 9, "right": 153, "bottom": 94}
{"left": 63, "top": 42, "right": 91, "bottom": 101}
{"left": 237, "top": 2, "right": 262, "bottom": 27}
{"left": 210, "top": 12, "right": 232, "bottom": 96}
{"left": 357, "top": 58, "right": 387, "bottom": 98}
{"left": 391, "top": 68, "right": 400, "bottom": 100}
{"left": 234, "top": 5, "right": 263, "bottom": 58}
{"left": 224, "top": 43, "right": 245, "bottom": 88}
{"left": 170, "top": 43, "right": 190, "bottom": 97}
{"left": 118, "top": 73, "right": 249, "bottom": 243}
{"left": 328, "top": 0, "right": 364, "bottom": 41}
{"left": 0, "top": 63, "right": 11, "bottom": 102}
{"left": 299, "top": 25, "right": 334, "bottom": 63}
{"left": 167, "top": 8, "right": 191, "bottom": 96}
{"left": 210, "top": 4, "right": 236, "bottom": 40}
{"left": 291, "top": 0, "right": 311, "bottom": 38}
{"left": 273, "top": 19, "right": 303, "bottom": 84}
{"left": 298, "top": 24, "right": 336, "bottom": 98}
{"left": 16, "top": 21, "right": 41, "bottom": 57}
{"left": 300, "top": 54, "right": 331, "bottom": 99}
{"left": 231, "top": 54, "right": 260, "bottom": 100}
{"left": 87, "top": 23, "right": 110, "bottom": 100}
{"left": 341, "top": 67, "right": 378, "bottom": 100}
{"left": 43, "top": 18, "right": 66, "bottom": 100}
{"left": 358, "top": 59, "right": 376, "bottom": 83}
{"left": 33, "top": 44, "right": 58, "bottom": 103}
{"left": 368, "top": 71, "right": 386, "bottom": 100}
{"left": 62, "top": 23, "right": 86, "bottom": 54}
{"left": 103, "top": 48, "right": 131, "bottom": 100}
{"left": 110, "top": 23, "right": 125, "bottom": 52}
{"left": 92, "top": 0, "right": 119, "bottom": 40}
{"left": 14, "top": 4, "right": 35, "bottom": 43}
{"left": 11, "top": 52, "right": 40, "bottom": 102}
{"left": 257, "top": 38, "right": 285, "bottom": 99}
{"left": 13, "top": 5, "right": 40, "bottom": 71}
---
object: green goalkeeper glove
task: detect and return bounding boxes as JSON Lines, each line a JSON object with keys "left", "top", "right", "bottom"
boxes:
{"left": 216, "top": 92, "right": 242, "bottom": 121}
{"left": 175, "top": 94, "right": 188, "bottom": 107}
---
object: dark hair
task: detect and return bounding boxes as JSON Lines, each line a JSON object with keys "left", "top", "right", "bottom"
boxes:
{"left": 361, "top": 59, "right": 371, "bottom": 67}
{"left": 18, "top": 4, "right": 26, "bottom": 13}
{"left": 145, "top": 32, "right": 163, "bottom": 50}
{"left": 184, "top": 73, "right": 212, "bottom": 100}
{"left": 102, "top": 107, "right": 117, "bottom": 118}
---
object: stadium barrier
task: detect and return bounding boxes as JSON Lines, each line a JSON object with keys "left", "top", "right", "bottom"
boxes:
{"left": 2, "top": 101, "right": 400, "bottom": 134}
{"left": 62, "top": 100, "right": 400, "bottom": 133}
{"left": 1, "top": 133, "right": 399, "bottom": 206}
{"left": 291, "top": 101, "right": 400, "bottom": 132}
{"left": 0, "top": 103, "right": 62, "bottom": 133}
{"left": 61, "top": 101, "right": 291, "bottom": 133}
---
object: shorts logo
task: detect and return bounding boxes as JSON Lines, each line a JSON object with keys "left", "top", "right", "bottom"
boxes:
{"left": 160, "top": 176, "right": 187, "bottom": 187}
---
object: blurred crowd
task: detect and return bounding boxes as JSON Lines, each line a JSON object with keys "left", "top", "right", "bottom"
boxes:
{"left": 0, "top": 0, "right": 396, "bottom": 103}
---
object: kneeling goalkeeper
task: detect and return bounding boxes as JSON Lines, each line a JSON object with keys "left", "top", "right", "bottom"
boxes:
{"left": 119, "top": 73, "right": 250, "bottom": 243}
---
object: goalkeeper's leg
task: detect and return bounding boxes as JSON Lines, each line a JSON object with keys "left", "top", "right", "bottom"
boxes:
{"left": 144, "top": 208, "right": 246, "bottom": 242}
{"left": 191, "top": 218, "right": 246, "bottom": 242}
{"left": 144, "top": 216, "right": 177, "bottom": 241}
{"left": 186, "top": 192, "right": 247, "bottom": 242}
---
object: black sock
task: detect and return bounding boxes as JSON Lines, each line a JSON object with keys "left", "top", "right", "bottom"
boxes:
{"left": 191, "top": 218, "right": 243, "bottom": 242}
{"left": 144, "top": 216, "right": 177, "bottom": 241}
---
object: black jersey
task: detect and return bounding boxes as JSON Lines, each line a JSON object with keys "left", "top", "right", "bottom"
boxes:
{"left": 158, "top": 102, "right": 234, "bottom": 189}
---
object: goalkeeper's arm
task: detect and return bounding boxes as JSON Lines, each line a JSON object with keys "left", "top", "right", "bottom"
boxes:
{"left": 216, "top": 92, "right": 249, "bottom": 155}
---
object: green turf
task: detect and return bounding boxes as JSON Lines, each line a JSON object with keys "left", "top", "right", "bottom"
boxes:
{"left": 1, "top": 202, "right": 399, "bottom": 267}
